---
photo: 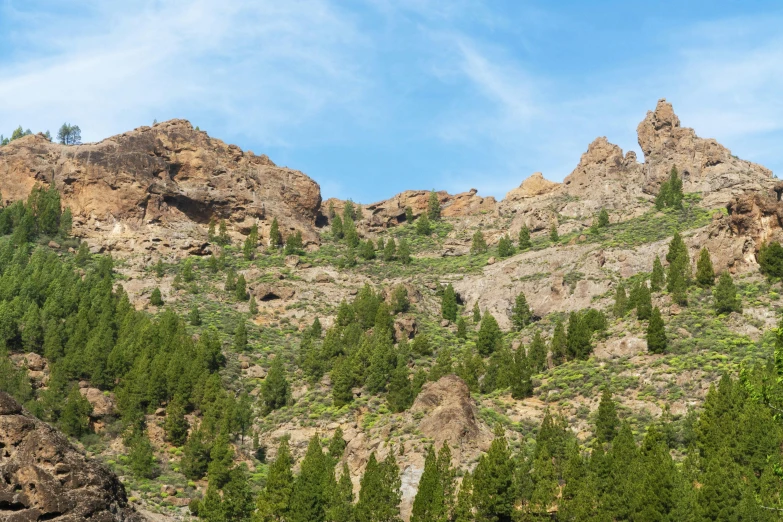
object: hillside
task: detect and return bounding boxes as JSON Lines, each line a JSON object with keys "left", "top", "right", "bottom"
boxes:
{"left": 2, "top": 99, "right": 783, "bottom": 521}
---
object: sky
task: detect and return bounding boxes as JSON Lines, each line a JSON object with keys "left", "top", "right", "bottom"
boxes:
{"left": 1, "top": 1, "right": 782, "bottom": 202}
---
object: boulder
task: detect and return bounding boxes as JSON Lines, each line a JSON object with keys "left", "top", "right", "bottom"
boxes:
{"left": 79, "top": 388, "right": 118, "bottom": 418}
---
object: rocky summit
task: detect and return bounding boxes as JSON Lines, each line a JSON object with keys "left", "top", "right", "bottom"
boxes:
{"left": 2, "top": 99, "right": 783, "bottom": 521}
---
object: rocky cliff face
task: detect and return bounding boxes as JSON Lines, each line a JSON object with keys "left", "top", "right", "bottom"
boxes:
{"left": 0, "top": 120, "right": 322, "bottom": 255}
{"left": 0, "top": 392, "right": 144, "bottom": 521}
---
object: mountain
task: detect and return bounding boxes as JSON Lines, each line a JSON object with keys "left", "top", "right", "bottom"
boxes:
{"left": 1, "top": 99, "right": 781, "bottom": 521}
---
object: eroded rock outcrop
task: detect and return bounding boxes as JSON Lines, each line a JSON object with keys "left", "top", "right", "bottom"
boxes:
{"left": 0, "top": 392, "right": 144, "bottom": 521}
{"left": 0, "top": 120, "right": 322, "bottom": 256}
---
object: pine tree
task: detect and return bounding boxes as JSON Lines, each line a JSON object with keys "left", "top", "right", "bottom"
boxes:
{"left": 208, "top": 217, "right": 217, "bottom": 241}
{"left": 511, "top": 291, "right": 532, "bottom": 330}
{"left": 218, "top": 219, "right": 230, "bottom": 245}
{"left": 476, "top": 312, "right": 501, "bottom": 356}
{"left": 510, "top": 346, "right": 533, "bottom": 399}
{"left": 470, "top": 230, "right": 487, "bottom": 254}
{"left": 182, "top": 257, "right": 195, "bottom": 282}
{"left": 225, "top": 268, "right": 237, "bottom": 292}
{"left": 405, "top": 206, "right": 414, "bottom": 223}
{"left": 254, "top": 438, "right": 294, "bottom": 521}
{"left": 518, "top": 225, "right": 532, "bottom": 250}
{"left": 530, "top": 446, "right": 558, "bottom": 515}
{"left": 714, "top": 271, "right": 742, "bottom": 314}
{"left": 598, "top": 208, "right": 610, "bottom": 227}
{"left": 473, "top": 427, "right": 514, "bottom": 521}
{"left": 234, "top": 319, "right": 248, "bottom": 351}
{"left": 456, "top": 317, "right": 467, "bottom": 339}
{"left": 636, "top": 282, "right": 652, "bottom": 321}
{"left": 269, "top": 217, "right": 282, "bottom": 248}
{"left": 331, "top": 214, "right": 344, "bottom": 239}
{"left": 528, "top": 330, "right": 547, "bottom": 373}
{"left": 666, "top": 232, "right": 690, "bottom": 305}
{"left": 650, "top": 255, "right": 665, "bottom": 291}
{"left": 261, "top": 357, "right": 289, "bottom": 415}
{"left": 549, "top": 224, "right": 559, "bottom": 243}
{"left": 655, "top": 166, "right": 684, "bottom": 210}
{"left": 59, "top": 386, "right": 92, "bottom": 437}
{"left": 758, "top": 241, "right": 783, "bottom": 279}
{"left": 249, "top": 295, "right": 258, "bottom": 315}
{"left": 416, "top": 212, "right": 432, "bottom": 235}
{"left": 288, "top": 435, "right": 328, "bottom": 522}
{"left": 472, "top": 302, "right": 481, "bottom": 323}
{"left": 397, "top": 239, "right": 411, "bottom": 265}
{"left": 497, "top": 235, "right": 514, "bottom": 258}
{"left": 566, "top": 312, "right": 592, "bottom": 360}
{"left": 325, "top": 464, "right": 355, "bottom": 522}
{"left": 344, "top": 218, "right": 360, "bottom": 247}
{"left": 452, "top": 471, "right": 474, "bottom": 522}
{"left": 164, "top": 396, "right": 189, "bottom": 446}
{"left": 613, "top": 283, "right": 628, "bottom": 318}
{"left": 331, "top": 357, "right": 355, "bottom": 408}
{"left": 383, "top": 237, "right": 396, "bottom": 261}
{"left": 646, "top": 307, "right": 667, "bottom": 354}
{"left": 441, "top": 284, "right": 458, "bottom": 322}
{"left": 128, "top": 431, "right": 157, "bottom": 479}
{"left": 429, "top": 348, "right": 453, "bottom": 382}
{"left": 411, "top": 446, "right": 447, "bottom": 522}
{"left": 428, "top": 190, "right": 441, "bottom": 220}
{"left": 550, "top": 319, "right": 567, "bottom": 366}
{"left": 235, "top": 274, "right": 248, "bottom": 301}
{"left": 355, "top": 452, "right": 402, "bottom": 522}
{"left": 391, "top": 285, "right": 410, "bottom": 314}
{"left": 695, "top": 247, "right": 715, "bottom": 287}
{"left": 244, "top": 224, "right": 258, "bottom": 260}
{"left": 150, "top": 287, "right": 163, "bottom": 306}
{"left": 360, "top": 239, "right": 376, "bottom": 260}
{"left": 285, "top": 231, "right": 304, "bottom": 255}
{"left": 595, "top": 388, "right": 619, "bottom": 443}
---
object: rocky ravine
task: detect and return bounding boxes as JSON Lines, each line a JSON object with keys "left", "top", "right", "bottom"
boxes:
{"left": 0, "top": 392, "right": 144, "bottom": 522}
{"left": 0, "top": 120, "right": 322, "bottom": 255}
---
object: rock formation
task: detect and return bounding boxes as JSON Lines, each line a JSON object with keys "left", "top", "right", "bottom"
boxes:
{"left": 0, "top": 392, "right": 144, "bottom": 521}
{"left": 504, "top": 172, "right": 560, "bottom": 202}
{"left": 0, "top": 120, "right": 322, "bottom": 256}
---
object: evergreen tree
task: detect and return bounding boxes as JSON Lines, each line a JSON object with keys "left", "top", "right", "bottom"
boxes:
{"left": 182, "top": 257, "right": 195, "bottom": 282}
{"left": 411, "top": 446, "right": 447, "bottom": 522}
{"left": 476, "top": 312, "right": 501, "bottom": 356}
{"left": 355, "top": 453, "right": 402, "bottom": 522}
{"left": 441, "top": 284, "right": 458, "bottom": 322}
{"left": 650, "top": 255, "right": 665, "bottom": 291}
{"left": 510, "top": 346, "right": 533, "bottom": 399}
{"left": 655, "top": 166, "right": 684, "bottom": 210}
{"left": 254, "top": 438, "right": 294, "bottom": 521}
{"left": 429, "top": 348, "right": 453, "bottom": 382}
{"left": 549, "top": 224, "right": 559, "bottom": 242}
{"left": 646, "top": 307, "right": 667, "bottom": 354}
{"left": 497, "top": 235, "right": 514, "bottom": 258}
{"left": 325, "top": 463, "right": 355, "bottom": 522}
{"left": 595, "top": 388, "right": 619, "bottom": 443}
{"left": 181, "top": 428, "right": 210, "bottom": 480}
{"left": 207, "top": 253, "right": 218, "bottom": 273}
{"left": 331, "top": 357, "right": 355, "bottom": 407}
{"left": 473, "top": 427, "right": 514, "bottom": 521}
{"left": 758, "top": 241, "right": 783, "bottom": 279}
{"left": 225, "top": 268, "right": 237, "bottom": 292}
{"left": 344, "top": 218, "right": 360, "bottom": 247}
{"left": 472, "top": 301, "right": 481, "bottom": 322}
{"left": 383, "top": 237, "right": 396, "bottom": 261}
{"left": 218, "top": 219, "right": 231, "bottom": 245}
{"left": 456, "top": 317, "right": 467, "bottom": 339}
{"left": 598, "top": 208, "right": 610, "bottom": 227}
{"left": 518, "top": 225, "right": 532, "bottom": 250}
{"left": 529, "top": 446, "right": 558, "bottom": 515}
{"left": 285, "top": 231, "right": 304, "bottom": 255}
{"left": 234, "top": 319, "right": 248, "bottom": 351}
{"left": 550, "top": 319, "right": 567, "bottom": 366}
{"left": 391, "top": 285, "right": 410, "bottom": 314}
{"left": 359, "top": 239, "right": 376, "bottom": 261}
{"left": 249, "top": 295, "right": 258, "bottom": 315}
{"left": 695, "top": 247, "right": 715, "bottom": 287}
{"left": 331, "top": 214, "right": 344, "bottom": 239}
{"left": 60, "top": 386, "right": 92, "bottom": 437}
{"left": 511, "top": 291, "right": 532, "bottom": 330}
{"left": 714, "top": 271, "right": 742, "bottom": 314}
{"left": 613, "top": 282, "right": 628, "bottom": 318}
{"left": 405, "top": 206, "right": 414, "bottom": 223}
{"left": 128, "top": 431, "right": 157, "bottom": 479}
{"left": 566, "top": 312, "right": 592, "bottom": 360}
{"left": 397, "top": 238, "right": 411, "bottom": 265}
{"left": 150, "top": 287, "right": 163, "bottom": 306}
{"left": 453, "top": 471, "right": 473, "bottom": 522}
{"left": 288, "top": 435, "right": 328, "bottom": 522}
{"left": 470, "top": 230, "right": 488, "bottom": 254}
{"left": 235, "top": 274, "right": 248, "bottom": 300}
{"left": 636, "top": 282, "right": 652, "bottom": 321}
{"left": 164, "top": 396, "right": 189, "bottom": 446}
{"left": 208, "top": 217, "right": 217, "bottom": 241}
{"left": 269, "top": 217, "right": 282, "bottom": 248}
{"left": 328, "top": 427, "right": 346, "bottom": 460}
{"left": 428, "top": 190, "right": 441, "bottom": 220}
{"left": 416, "top": 212, "right": 432, "bottom": 235}
{"left": 528, "top": 330, "right": 547, "bottom": 374}
{"left": 244, "top": 224, "right": 258, "bottom": 260}
{"left": 261, "top": 357, "right": 289, "bottom": 415}
{"left": 59, "top": 207, "right": 73, "bottom": 236}
{"left": 412, "top": 334, "right": 432, "bottom": 356}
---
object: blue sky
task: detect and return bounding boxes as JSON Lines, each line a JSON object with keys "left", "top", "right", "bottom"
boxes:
{"left": 1, "top": 1, "right": 782, "bottom": 202}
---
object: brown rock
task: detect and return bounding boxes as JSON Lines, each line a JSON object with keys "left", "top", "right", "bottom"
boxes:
{"left": 285, "top": 255, "right": 300, "bottom": 268}
{"left": 0, "top": 392, "right": 144, "bottom": 521}
{"left": 410, "top": 375, "right": 492, "bottom": 450}
{"left": 487, "top": 257, "right": 496, "bottom": 265}
{"left": 0, "top": 121, "right": 323, "bottom": 256}
{"left": 79, "top": 388, "right": 118, "bottom": 418}
{"left": 440, "top": 319, "right": 450, "bottom": 328}
{"left": 504, "top": 172, "right": 560, "bottom": 202}
{"left": 254, "top": 283, "right": 296, "bottom": 302}
{"left": 314, "top": 272, "right": 332, "bottom": 283}
{"left": 393, "top": 315, "right": 418, "bottom": 342}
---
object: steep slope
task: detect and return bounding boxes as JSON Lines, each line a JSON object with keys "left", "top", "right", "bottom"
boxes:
{"left": 0, "top": 392, "right": 144, "bottom": 521}
{"left": 0, "top": 120, "right": 322, "bottom": 255}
